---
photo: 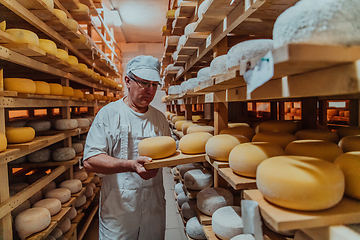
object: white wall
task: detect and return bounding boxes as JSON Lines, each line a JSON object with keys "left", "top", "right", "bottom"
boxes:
{"left": 119, "top": 43, "right": 167, "bottom": 113}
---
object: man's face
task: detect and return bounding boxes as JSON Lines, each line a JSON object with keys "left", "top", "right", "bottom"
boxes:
{"left": 125, "top": 74, "right": 159, "bottom": 108}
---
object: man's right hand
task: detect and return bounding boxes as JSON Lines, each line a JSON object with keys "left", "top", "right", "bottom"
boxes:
{"left": 132, "top": 156, "right": 159, "bottom": 180}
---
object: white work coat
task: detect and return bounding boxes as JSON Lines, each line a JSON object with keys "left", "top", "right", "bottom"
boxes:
{"left": 83, "top": 98, "right": 171, "bottom": 240}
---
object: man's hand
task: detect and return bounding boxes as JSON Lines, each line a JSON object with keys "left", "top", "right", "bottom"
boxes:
{"left": 132, "top": 156, "right": 159, "bottom": 180}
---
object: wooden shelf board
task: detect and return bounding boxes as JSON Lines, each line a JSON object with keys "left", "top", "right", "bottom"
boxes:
{"left": 178, "top": 1, "right": 197, "bottom": 18}
{"left": 1, "top": 43, "right": 46, "bottom": 57}
{"left": 70, "top": 11, "right": 91, "bottom": 22}
{"left": 205, "top": 155, "right": 229, "bottom": 170}
{"left": 195, "top": 207, "right": 212, "bottom": 225}
{"left": 203, "top": 225, "right": 218, "bottom": 240}
{"left": 63, "top": 223, "right": 78, "bottom": 239}
{"left": 77, "top": 204, "right": 99, "bottom": 240}
{"left": 78, "top": 198, "right": 92, "bottom": 210}
{"left": 184, "top": 36, "right": 207, "bottom": 48}
{"left": 82, "top": 175, "right": 94, "bottom": 184}
{"left": 178, "top": 47, "right": 197, "bottom": 56}
{"left": 26, "top": 221, "right": 57, "bottom": 240}
{"left": 72, "top": 187, "right": 86, "bottom": 197}
{"left": 71, "top": 212, "right": 85, "bottom": 224}
{"left": 177, "top": 55, "right": 191, "bottom": 62}
{"left": 62, "top": 196, "right": 77, "bottom": 208}
{"left": 0, "top": 30, "right": 16, "bottom": 43}
{"left": 218, "top": 167, "right": 257, "bottom": 190}
{"left": 244, "top": 189, "right": 360, "bottom": 232}
{"left": 59, "top": 0, "right": 80, "bottom": 10}
{"left": 173, "top": 17, "right": 190, "bottom": 29}
{"left": 52, "top": 207, "right": 71, "bottom": 222}
{"left": 301, "top": 225, "right": 360, "bottom": 240}
{"left": 16, "top": 0, "right": 49, "bottom": 10}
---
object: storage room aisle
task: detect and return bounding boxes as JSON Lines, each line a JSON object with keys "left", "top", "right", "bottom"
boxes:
{"left": 83, "top": 167, "right": 187, "bottom": 240}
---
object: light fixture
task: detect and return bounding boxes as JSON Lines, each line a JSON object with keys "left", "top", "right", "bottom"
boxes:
{"left": 108, "top": 8, "right": 122, "bottom": 26}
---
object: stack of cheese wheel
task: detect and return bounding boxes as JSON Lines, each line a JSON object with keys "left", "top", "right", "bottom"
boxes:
{"left": 338, "top": 135, "right": 360, "bottom": 152}
{"left": 5, "top": 29, "right": 39, "bottom": 46}
{"left": 220, "top": 126, "right": 255, "bottom": 141}
{"left": 184, "top": 169, "right": 213, "bottom": 190}
{"left": 258, "top": 120, "right": 298, "bottom": 134}
{"left": 52, "top": 147, "right": 76, "bottom": 162}
{"left": 257, "top": 156, "right": 345, "bottom": 211}
{"left": 337, "top": 126, "right": 360, "bottom": 139}
{"left": 138, "top": 136, "right": 176, "bottom": 159}
{"left": 15, "top": 207, "right": 51, "bottom": 239}
{"left": 285, "top": 140, "right": 343, "bottom": 162}
{"left": 45, "top": 188, "right": 71, "bottom": 203}
{"left": 212, "top": 206, "right": 243, "bottom": 240}
{"left": 56, "top": 49, "right": 69, "bottom": 62}
{"left": 295, "top": 129, "right": 339, "bottom": 143}
{"left": 33, "top": 198, "right": 62, "bottom": 216}
{"left": 34, "top": 81, "right": 51, "bottom": 95}
{"left": 4, "top": 78, "right": 36, "bottom": 94}
{"left": 205, "top": 134, "right": 241, "bottom": 161}
{"left": 38, "top": 39, "right": 57, "bottom": 55}
{"left": 186, "top": 217, "right": 206, "bottom": 239}
{"left": 179, "top": 132, "right": 212, "bottom": 154}
{"left": 6, "top": 127, "right": 35, "bottom": 143}
{"left": 197, "top": 187, "right": 233, "bottom": 216}
{"left": 252, "top": 132, "right": 297, "bottom": 149}
{"left": 0, "top": 133, "right": 7, "bottom": 152}
{"left": 187, "top": 125, "right": 214, "bottom": 135}
{"left": 49, "top": 83, "right": 63, "bottom": 96}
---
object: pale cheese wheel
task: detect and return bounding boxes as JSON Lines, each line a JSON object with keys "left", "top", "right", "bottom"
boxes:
{"left": 56, "top": 49, "right": 69, "bottom": 62}
{"left": 34, "top": 81, "right": 51, "bottom": 95}
{"left": 229, "top": 142, "right": 285, "bottom": 178}
{"left": 175, "top": 120, "right": 188, "bottom": 131}
{"left": 45, "top": 188, "right": 71, "bottom": 203}
{"left": 92, "top": 175, "right": 100, "bottom": 184}
{"left": 52, "top": 147, "right": 76, "bottom": 162}
{"left": 181, "top": 200, "right": 197, "bottom": 220}
{"left": 45, "top": 235, "right": 56, "bottom": 240}
{"left": 295, "top": 129, "right": 339, "bottom": 143}
{"left": 338, "top": 135, "right": 360, "bottom": 152}
{"left": 28, "top": 148, "right": 51, "bottom": 163}
{"left": 27, "top": 120, "right": 51, "bottom": 132}
{"left": 5, "top": 29, "right": 39, "bottom": 46}
{"left": 78, "top": 63, "right": 88, "bottom": 73}
{"left": 33, "top": 198, "right": 62, "bottom": 216}
{"left": 172, "top": 115, "right": 186, "bottom": 124}
{"left": 50, "top": 228, "right": 63, "bottom": 238}
{"left": 220, "top": 126, "right": 255, "bottom": 141}
{"left": 230, "top": 234, "right": 255, "bottom": 240}
{"left": 177, "top": 162, "right": 203, "bottom": 177}
{"left": 257, "top": 156, "right": 345, "bottom": 211}
{"left": 175, "top": 182, "right": 185, "bottom": 195}
{"left": 40, "top": 0, "right": 54, "bottom": 10}
{"left": 187, "top": 125, "right": 214, "bottom": 135}
{"left": 42, "top": 181, "right": 56, "bottom": 196}
{"left": 53, "top": 9, "right": 67, "bottom": 23}
{"left": 71, "top": 3, "right": 89, "bottom": 14}
{"left": 57, "top": 217, "right": 71, "bottom": 233}
{"left": 75, "top": 118, "right": 90, "bottom": 128}
{"left": 337, "top": 126, "right": 360, "bottom": 139}
{"left": 72, "top": 142, "right": 84, "bottom": 154}
{"left": 0, "top": 133, "right": 7, "bottom": 152}
{"left": 66, "top": 18, "right": 78, "bottom": 32}
{"left": 212, "top": 206, "right": 243, "bottom": 240}
{"left": 197, "top": 187, "right": 234, "bottom": 216}
{"left": 285, "top": 140, "right": 343, "bottom": 162}
{"left": 54, "top": 119, "right": 78, "bottom": 130}
{"left": 6, "top": 127, "right": 35, "bottom": 143}
{"left": 197, "top": 67, "right": 211, "bottom": 82}
{"left": 15, "top": 207, "right": 51, "bottom": 240}
{"left": 138, "top": 136, "right": 176, "bottom": 159}
{"left": 38, "top": 39, "right": 57, "bottom": 55}
{"left": 4, "top": 78, "right": 36, "bottom": 94}
{"left": 73, "top": 170, "right": 88, "bottom": 181}
{"left": 59, "top": 179, "right": 82, "bottom": 193}
{"left": 177, "top": 192, "right": 189, "bottom": 206}
{"left": 210, "top": 55, "right": 228, "bottom": 77}
{"left": 86, "top": 182, "right": 96, "bottom": 190}
{"left": 62, "top": 86, "right": 74, "bottom": 97}
{"left": 84, "top": 184, "right": 94, "bottom": 197}
{"left": 186, "top": 217, "right": 206, "bottom": 239}
{"left": 12, "top": 200, "right": 30, "bottom": 217}
{"left": 167, "top": 112, "right": 176, "bottom": 120}
{"left": 67, "top": 55, "right": 78, "bottom": 66}
{"left": 179, "top": 132, "right": 213, "bottom": 154}
{"left": 205, "top": 134, "right": 241, "bottom": 161}
{"left": 49, "top": 83, "right": 63, "bottom": 95}
{"left": 184, "top": 22, "right": 197, "bottom": 36}
{"left": 252, "top": 132, "right": 297, "bottom": 149}
{"left": 184, "top": 169, "right": 213, "bottom": 190}
{"left": 84, "top": 93, "right": 95, "bottom": 101}
{"left": 259, "top": 120, "right": 298, "bottom": 134}
{"left": 334, "top": 151, "right": 360, "bottom": 200}
{"left": 75, "top": 194, "right": 87, "bottom": 207}
{"left": 73, "top": 89, "right": 84, "bottom": 99}
{"left": 0, "top": 20, "right": 5, "bottom": 31}
{"left": 182, "top": 121, "right": 195, "bottom": 135}
{"left": 65, "top": 207, "right": 77, "bottom": 220}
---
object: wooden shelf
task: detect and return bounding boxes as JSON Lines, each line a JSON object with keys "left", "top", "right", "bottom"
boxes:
{"left": 217, "top": 167, "right": 257, "bottom": 190}
{"left": 144, "top": 151, "right": 206, "bottom": 170}
{"left": 205, "top": 155, "right": 229, "bottom": 170}
{"left": 195, "top": 207, "right": 212, "bottom": 225}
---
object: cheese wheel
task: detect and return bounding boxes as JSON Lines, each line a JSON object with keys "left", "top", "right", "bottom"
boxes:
{"left": 92, "top": 175, "right": 100, "bottom": 185}
{"left": 0, "top": 20, "right": 6, "bottom": 31}
{"left": 172, "top": 116, "right": 186, "bottom": 124}
{"left": 15, "top": 207, "right": 51, "bottom": 240}
{"left": 52, "top": 147, "right": 76, "bottom": 162}
{"left": 179, "top": 132, "right": 213, "bottom": 154}
{"left": 337, "top": 126, "right": 360, "bottom": 139}
{"left": 220, "top": 126, "right": 255, "bottom": 141}
{"left": 45, "top": 235, "right": 56, "bottom": 240}
{"left": 295, "top": 129, "right": 339, "bottom": 143}
{"left": 54, "top": 119, "right": 78, "bottom": 130}
{"left": 210, "top": 55, "right": 228, "bottom": 77}
{"left": 38, "top": 39, "right": 57, "bottom": 55}
{"left": 71, "top": 3, "right": 89, "bottom": 14}
{"left": 0, "top": 133, "right": 7, "bottom": 152}
{"left": 50, "top": 228, "right": 63, "bottom": 238}
{"left": 212, "top": 206, "right": 243, "bottom": 240}
{"left": 27, "top": 120, "right": 51, "bottom": 132}
{"left": 86, "top": 182, "right": 96, "bottom": 190}
{"left": 84, "top": 184, "right": 94, "bottom": 197}
{"left": 138, "top": 136, "right": 176, "bottom": 159}
{"left": 9, "top": 156, "right": 26, "bottom": 164}
{"left": 12, "top": 200, "right": 30, "bottom": 217}
{"left": 33, "top": 198, "right": 62, "bottom": 216}
{"left": 62, "top": 86, "right": 74, "bottom": 96}
{"left": 186, "top": 217, "right": 206, "bottom": 240}
{"left": 56, "top": 49, "right": 69, "bottom": 62}
{"left": 57, "top": 217, "right": 71, "bottom": 233}
{"left": 75, "top": 118, "right": 90, "bottom": 128}
{"left": 28, "top": 148, "right": 51, "bottom": 163}
{"left": 65, "top": 207, "right": 77, "bottom": 220}
{"left": 66, "top": 18, "right": 78, "bottom": 32}
{"left": 230, "top": 234, "right": 255, "bottom": 240}
{"left": 59, "top": 179, "right": 82, "bottom": 193}
{"left": 4, "top": 78, "right": 36, "bottom": 93}
{"left": 84, "top": 93, "right": 95, "bottom": 101}
{"left": 6, "top": 127, "right": 35, "bottom": 143}
{"left": 197, "top": 187, "right": 234, "bottom": 216}
{"left": 49, "top": 83, "right": 63, "bottom": 95}
{"left": 205, "top": 134, "right": 241, "bottom": 161}
{"left": 182, "top": 121, "right": 195, "bottom": 135}
{"left": 285, "top": 140, "right": 343, "bottom": 162}
{"left": 53, "top": 9, "right": 67, "bottom": 23}
{"left": 34, "top": 81, "right": 51, "bottom": 95}
{"left": 184, "top": 169, "right": 213, "bottom": 190}
{"left": 177, "top": 162, "right": 203, "bottom": 177}
{"left": 68, "top": 55, "right": 78, "bottom": 66}
{"left": 229, "top": 142, "right": 285, "bottom": 178}
{"left": 75, "top": 194, "right": 87, "bottom": 207}
{"left": 42, "top": 181, "right": 56, "bottom": 196}
{"left": 252, "top": 132, "right": 297, "bottom": 149}
{"left": 72, "top": 142, "right": 84, "bottom": 154}
{"left": 181, "top": 200, "right": 197, "bottom": 220}
{"left": 74, "top": 170, "right": 88, "bottom": 181}
{"left": 45, "top": 188, "right": 71, "bottom": 203}
{"left": 338, "top": 135, "right": 360, "bottom": 152}
{"left": 5, "top": 29, "right": 39, "bottom": 46}
{"left": 259, "top": 120, "right": 298, "bottom": 134}
{"left": 166, "top": 9, "right": 176, "bottom": 18}
{"left": 257, "top": 156, "right": 345, "bottom": 211}
{"left": 334, "top": 151, "right": 360, "bottom": 200}
{"left": 73, "top": 89, "right": 84, "bottom": 99}
{"left": 78, "top": 63, "right": 88, "bottom": 73}
{"left": 40, "top": 0, "right": 54, "bottom": 10}
{"left": 175, "top": 182, "right": 185, "bottom": 195}
{"left": 175, "top": 120, "right": 188, "bottom": 131}
{"left": 187, "top": 125, "right": 214, "bottom": 135}
{"left": 177, "top": 192, "right": 189, "bottom": 206}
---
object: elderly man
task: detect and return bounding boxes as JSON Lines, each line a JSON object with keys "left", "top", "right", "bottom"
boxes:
{"left": 83, "top": 55, "right": 171, "bottom": 239}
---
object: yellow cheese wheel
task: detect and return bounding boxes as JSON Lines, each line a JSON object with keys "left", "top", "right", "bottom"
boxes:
{"left": 138, "top": 136, "right": 176, "bottom": 159}
{"left": 49, "top": 83, "right": 63, "bottom": 95}
{"left": 166, "top": 9, "right": 176, "bottom": 18}
{"left": 74, "top": 3, "right": 89, "bottom": 14}
{"left": 40, "top": 0, "right": 54, "bottom": 10}
{"left": 0, "top": 20, "right": 6, "bottom": 31}
{"left": 67, "top": 55, "right": 78, "bottom": 66}
{"left": 71, "top": 34, "right": 87, "bottom": 43}
{"left": 38, "top": 39, "right": 57, "bottom": 55}
{"left": 73, "top": 89, "right": 84, "bottom": 99}
{"left": 285, "top": 140, "right": 343, "bottom": 162}
{"left": 86, "top": 68, "right": 93, "bottom": 76}
{"left": 192, "top": 115, "right": 203, "bottom": 122}
{"left": 182, "top": 122, "right": 195, "bottom": 135}
{"left": 168, "top": 113, "right": 176, "bottom": 120}
{"left": 66, "top": 18, "right": 78, "bottom": 32}
{"left": 334, "top": 151, "right": 360, "bottom": 200}
{"left": 84, "top": 93, "right": 94, "bottom": 101}
{"left": 205, "top": 134, "right": 241, "bottom": 161}
{"left": 175, "top": 120, "right": 189, "bottom": 131}
{"left": 62, "top": 86, "right": 74, "bottom": 96}
{"left": 162, "top": 25, "right": 167, "bottom": 32}
{"left": 34, "top": 81, "right": 51, "bottom": 95}
{"left": 228, "top": 122, "right": 249, "bottom": 128}
{"left": 164, "top": 111, "right": 171, "bottom": 119}
{"left": 295, "top": 129, "right": 339, "bottom": 143}
{"left": 252, "top": 132, "right": 297, "bottom": 149}
{"left": 0, "top": 133, "right": 7, "bottom": 152}
{"left": 338, "top": 135, "right": 360, "bottom": 152}
{"left": 258, "top": 120, "right": 298, "bottom": 134}
{"left": 327, "top": 109, "right": 339, "bottom": 117}
{"left": 172, "top": 116, "right": 186, "bottom": 124}
{"left": 187, "top": 125, "right": 214, "bottom": 135}
{"left": 179, "top": 132, "right": 213, "bottom": 154}
{"left": 53, "top": 9, "right": 67, "bottom": 23}
{"left": 4, "top": 78, "right": 36, "bottom": 94}
{"left": 229, "top": 142, "right": 285, "bottom": 178}
{"left": 56, "top": 49, "right": 69, "bottom": 62}
{"left": 78, "top": 63, "right": 88, "bottom": 73}
{"left": 337, "top": 126, "right": 360, "bottom": 139}
{"left": 5, "top": 29, "right": 39, "bottom": 46}
{"left": 220, "top": 126, "right": 255, "bottom": 141}
{"left": 6, "top": 127, "right": 35, "bottom": 143}
{"left": 93, "top": 94, "right": 101, "bottom": 100}
{"left": 257, "top": 156, "right": 345, "bottom": 211}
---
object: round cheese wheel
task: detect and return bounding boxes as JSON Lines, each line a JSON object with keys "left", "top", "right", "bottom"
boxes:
{"left": 197, "top": 67, "right": 211, "bottom": 82}
{"left": 66, "top": 18, "right": 78, "bottom": 32}
{"left": 45, "top": 188, "right": 71, "bottom": 203}
{"left": 56, "top": 49, "right": 69, "bottom": 62}
{"left": 68, "top": 55, "right": 78, "bottom": 66}
{"left": 50, "top": 228, "right": 63, "bottom": 238}
{"left": 75, "top": 118, "right": 90, "bottom": 128}
{"left": 6, "top": 127, "right": 35, "bottom": 143}
{"left": 212, "top": 206, "right": 243, "bottom": 240}
{"left": 84, "top": 93, "right": 95, "bottom": 101}
{"left": 72, "top": 142, "right": 84, "bottom": 154}
{"left": 186, "top": 217, "right": 206, "bottom": 240}
{"left": 49, "top": 83, "right": 63, "bottom": 95}
{"left": 33, "top": 198, "right": 62, "bottom": 216}
{"left": 177, "top": 192, "right": 189, "bottom": 207}
{"left": 175, "top": 182, "right": 185, "bottom": 195}
{"left": 27, "top": 120, "right": 51, "bottom": 132}
{"left": 177, "top": 163, "right": 203, "bottom": 177}
{"left": 252, "top": 132, "right": 297, "bottom": 149}
{"left": 53, "top": 9, "right": 67, "bottom": 23}
{"left": 84, "top": 184, "right": 94, "bottom": 197}
{"left": 74, "top": 170, "right": 88, "bottom": 181}
{"left": 210, "top": 55, "right": 228, "bottom": 77}
{"left": 187, "top": 125, "right": 214, "bottom": 135}
{"left": 179, "top": 132, "right": 213, "bottom": 154}
{"left": 65, "top": 207, "right": 77, "bottom": 220}
{"left": 40, "top": 0, "right": 54, "bottom": 10}
{"left": 73, "top": 89, "right": 84, "bottom": 99}
{"left": 172, "top": 116, "right": 186, "bottom": 124}
{"left": 138, "top": 136, "right": 176, "bottom": 159}
{"left": 38, "top": 39, "right": 57, "bottom": 55}
{"left": 78, "top": 63, "right": 88, "bottom": 73}
{"left": 205, "top": 134, "right": 241, "bottom": 161}
{"left": 181, "top": 200, "right": 197, "bottom": 220}
{"left": 5, "top": 29, "right": 39, "bottom": 46}
{"left": 55, "top": 119, "right": 78, "bottom": 130}
{"left": 45, "top": 235, "right": 56, "bottom": 240}
{"left": 28, "top": 148, "right": 51, "bottom": 163}
{"left": 337, "top": 126, "right": 360, "bottom": 139}
{"left": 259, "top": 120, "right": 298, "bottom": 134}
{"left": 92, "top": 175, "right": 100, "bottom": 185}
{"left": 285, "top": 140, "right": 343, "bottom": 162}
{"left": 334, "top": 151, "right": 360, "bottom": 200}
{"left": 257, "top": 156, "right": 345, "bottom": 211}
{"left": 175, "top": 120, "right": 188, "bottom": 131}
{"left": 52, "top": 147, "right": 76, "bottom": 161}
{"left": 12, "top": 200, "right": 30, "bottom": 217}
{"left": 75, "top": 194, "right": 87, "bottom": 207}
{"left": 34, "top": 81, "right": 50, "bottom": 95}
{"left": 71, "top": 3, "right": 89, "bottom": 14}
{"left": 42, "top": 181, "right": 56, "bottom": 196}
{"left": 220, "top": 126, "right": 255, "bottom": 141}
{"left": 4, "top": 78, "right": 36, "bottom": 93}
{"left": 230, "top": 234, "right": 255, "bottom": 240}
{"left": 339, "top": 135, "right": 360, "bottom": 152}
{"left": 0, "top": 20, "right": 5, "bottom": 31}
{"left": 62, "top": 86, "right": 74, "bottom": 97}
{"left": 57, "top": 217, "right": 71, "bottom": 233}
{"left": 184, "top": 169, "right": 213, "bottom": 190}
{"left": 59, "top": 179, "right": 82, "bottom": 193}
{"left": 15, "top": 207, "right": 51, "bottom": 240}
{"left": 182, "top": 121, "right": 195, "bottom": 135}
{"left": 229, "top": 142, "right": 285, "bottom": 178}
{"left": 197, "top": 187, "right": 234, "bottom": 216}
{"left": 0, "top": 133, "right": 7, "bottom": 152}
{"left": 295, "top": 129, "right": 339, "bottom": 143}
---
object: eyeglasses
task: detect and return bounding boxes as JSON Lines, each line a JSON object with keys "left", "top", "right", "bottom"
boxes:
{"left": 128, "top": 76, "right": 161, "bottom": 89}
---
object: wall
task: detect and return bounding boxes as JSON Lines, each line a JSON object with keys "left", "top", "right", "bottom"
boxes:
{"left": 119, "top": 43, "right": 167, "bottom": 113}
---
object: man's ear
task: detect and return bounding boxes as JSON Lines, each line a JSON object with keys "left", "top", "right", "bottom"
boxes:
{"left": 124, "top": 76, "right": 131, "bottom": 88}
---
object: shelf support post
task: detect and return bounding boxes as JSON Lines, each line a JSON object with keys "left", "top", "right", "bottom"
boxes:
{"left": 349, "top": 99, "right": 359, "bottom": 126}
{"left": 301, "top": 97, "right": 318, "bottom": 129}
{"left": 214, "top": 102, "right": 228, "bottom": 135}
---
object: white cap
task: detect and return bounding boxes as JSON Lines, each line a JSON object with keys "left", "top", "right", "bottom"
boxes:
{"left": 126, "top": 55, "right": 161, "bottom": 82}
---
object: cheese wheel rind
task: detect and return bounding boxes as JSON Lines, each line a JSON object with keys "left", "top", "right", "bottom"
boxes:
{"left": 6, "top": 29, "right": 39, "bottom": 46}
{"left": 138, "top": 136, "right": 176, "bottom": 159}
{"left": 15, "top": 207, "right": 51, "bottom": 239}
{"left": 220, "top": 126, "right": 255, "bottom": 141}
{"left": 4, "top": 78, "right": 36, "bottom": 94}
{"left": 0, "top": 133, "right": 7, "bottom": 152}
{"left": 212, "top": 206, "right": 243, "bottom": 240}
{"left": 27, "top": 148, "right": 51, "bottom": 163}
{"left": 197, "top": 187, "right": 234, "bottom": 216}
{"left": 45, "top": 188, "right": 71, "bottom": 203}
{"left": 252, "top": 132, "right": 297, "bottom": 149}
{"left": 186, "top": 217, "right": 206, "bottom": 240}
{"left": 54, "top": 119, "right": 78, "bottom": 130}
{"left": 295, "top": 129, "right": 339, "bottom": 143}
{"left": 27, "top": 120, "right": 51, "bottom": 132}
{"left": 338, "top": 135, "right": 360, "bottom": 152}
{"left": 59, "top": 179, "right": 82, "bottom": 193}
{"left": 33, "top": 198, "right": 62, "bottom": 216}
{"left": 6, "top": 127, "right": 35, "bottom": 143}
{"left": 52, "top": 147, "right": 76, "bottom": 162}
{"left": 205, "top": 134, "right": 241, "bottom": 161}
{"left": 258, "top": 120, "right": 298, "bottom": 134}
{"left": 49, "top": 83, "right": 63, "bottom": 95}
{"left": 184, "top": 169, "right": 213, "bottom": 190}
{"left": 179, "top": 132, "right": 213, "bottom": 154}
{"left": 38, "top": 39, "right": 57, "bottom": 55}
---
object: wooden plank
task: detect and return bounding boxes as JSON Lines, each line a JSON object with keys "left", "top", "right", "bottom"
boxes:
{"left": 218, "top": 167, "right": 257, "bottom": 190}
{"left": 72, "top": 187, "right": 86, "bottom": 198}
{"left": 203, "top": 225, "right": 218, "bottom": 240}
{"left": 178, "top": 47, "right": 197, "bottom": 56}
{"left": 71, "top": 211, "right": 85, "bottom": 224}
{"left": 244, "top": 189, "right": 360, "bottom": 232}
{"left": 1, "top": 43, "right": 46, "bottom": 56}
{"left": 26, "top": 221, "right": 57, "bottom": 240}
{"left": 301, "top": 225, "right": 360, "bottom": 240}
{"left": 77, "top": 205, "right": 99, "bottom": 240}
{"left": 178, "top": 1, "right": 197, "bottom": 18}
{"left": 0, "top": 30, "right": 16, "bottom": 44}
{"left": 51, "top": 207, "right": 71, "bottom": 222}
{"left": 70, "top": 11, "right": 91, "bottom": 22}
{"left": 62, "top": 196, "right": 77, "bottom": 208}
{"left": 144, "top": 151, "right": 206, "bottom": 170}
{"left": 205, "top": 155, "right": 229, "bottom": 170}
{"left": 58, "top": 0, "right": 80, "bottom": 10}
{"left": 6, "top": 136, "right": 48, "bottom": 150}
{"left": 16, "top": 0, "right": 49, "bottom": 10}
{"left": 195, "top": 207, "right": 212, "bottom": 225}
{"left": 63, "top": 223, "right": 78, "bottom": 239}
{"left": 174, "top": 17, "right": 190, "bottom": 29}
{"left": 0, "top": 90, "right": 17, "bottom": 97}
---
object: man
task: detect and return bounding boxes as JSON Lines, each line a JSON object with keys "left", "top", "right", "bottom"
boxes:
{"left": 83, "top": 55, "right": 171, "bottom": 239}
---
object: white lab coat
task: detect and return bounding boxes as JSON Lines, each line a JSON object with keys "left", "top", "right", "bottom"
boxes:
{"left": 83, "top": 98, "right": 171, "bottom": 239}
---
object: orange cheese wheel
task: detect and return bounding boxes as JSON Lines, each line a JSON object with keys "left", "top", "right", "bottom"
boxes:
{"left": 138, "top": 136, "right": 176, "bottom": 159}
{"left": 49, "top": 83, "right": 63, "bottom": 95}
